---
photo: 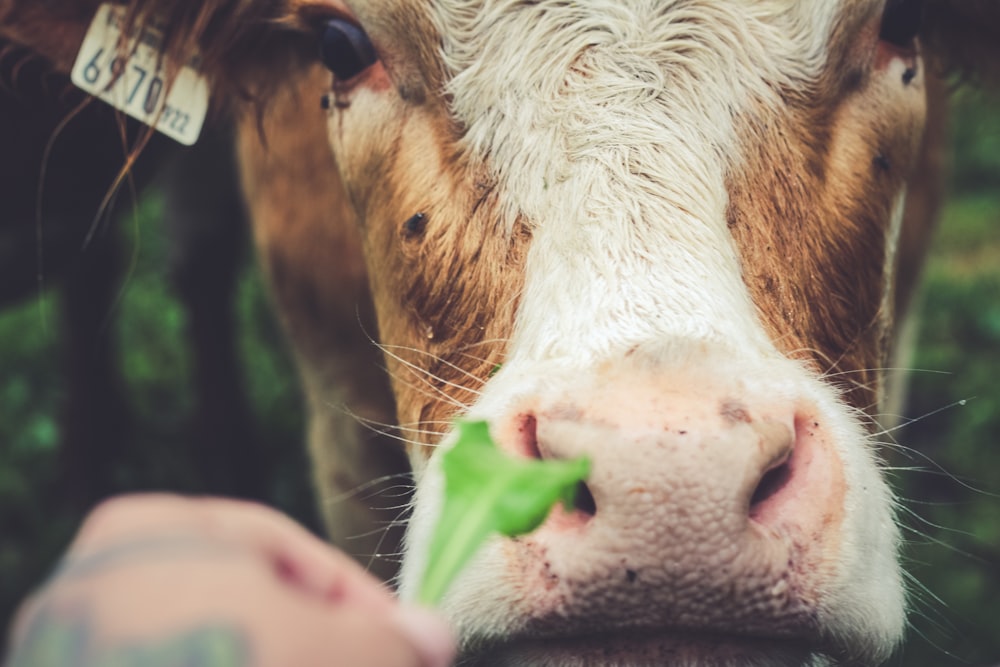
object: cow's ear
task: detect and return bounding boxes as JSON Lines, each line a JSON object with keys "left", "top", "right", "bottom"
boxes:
{"left": 0, "top": 1, "right": 105, "bottom": 72}
{"left": 922, "top": 0, "right": 1000, "bottom": 88}
{"left": 0, "top": 0, "right": 312, "bottom": 101}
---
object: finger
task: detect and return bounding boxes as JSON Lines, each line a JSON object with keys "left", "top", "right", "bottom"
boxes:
{"left": 390, "top": 606, "right": 457, "bottom": 667}
{"left": 70, "top": 495, "right": 397, "bottom": 611}
{"left": 70, "top": 493, "right": 205, "bottom": 551}
{"left": 194, "top": 502, "right": 456, "bottom": 666}
{"left": 50, "top": 500, "right": 457, "bottom": 667}
{"left": 274, "top": 601, "right": 455, "bottom": 667}
{"left": 191, "top": 496, "right": 397, "bottom": 609}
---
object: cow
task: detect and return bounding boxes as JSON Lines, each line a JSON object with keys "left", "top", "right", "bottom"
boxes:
{"left": 1, "top": 1, "right": 997, "bottom": 665}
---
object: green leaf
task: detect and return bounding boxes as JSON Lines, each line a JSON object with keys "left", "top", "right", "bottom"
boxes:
{"left": 417, "top": 419, "right": 590, "bottom": 606}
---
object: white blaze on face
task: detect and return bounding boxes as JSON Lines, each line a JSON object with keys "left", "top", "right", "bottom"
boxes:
{"left": 431, "top": 1, "right": 841, "bottom": 366}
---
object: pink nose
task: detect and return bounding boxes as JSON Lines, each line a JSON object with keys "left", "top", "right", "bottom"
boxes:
{"left": 493, "top": 366, "right": 844, "bottom": 634}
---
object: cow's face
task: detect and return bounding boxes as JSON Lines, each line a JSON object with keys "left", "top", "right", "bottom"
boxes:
{"left": 310, "top": 0, "right": 928, "bottom": 663}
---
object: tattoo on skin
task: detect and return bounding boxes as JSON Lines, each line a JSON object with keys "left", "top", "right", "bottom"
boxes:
{"left": 5, "top": 604, "right": 251, "bottom": 667}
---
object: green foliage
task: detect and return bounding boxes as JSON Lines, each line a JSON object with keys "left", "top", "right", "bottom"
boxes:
{"left": 418, "top": 420, "right": 590, "bottom": 606}
{"left": 0, "top": 296, "right": 61, "bottom": 462}
{"left": 117, "top": 193, "right": 196, "bottom": 480}
{"left": 949, "top": 89, "right": 1000, "bottom": 196}
{"left": 890, "top": 90, "right": 1000, "bottom": 667}
{"left": 0, "top": 191, "right": 309, "bottom": 627}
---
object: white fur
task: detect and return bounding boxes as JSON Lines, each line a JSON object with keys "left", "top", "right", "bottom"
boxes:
{"left": 431, "top": 2, "right": 838, "bottom": 363}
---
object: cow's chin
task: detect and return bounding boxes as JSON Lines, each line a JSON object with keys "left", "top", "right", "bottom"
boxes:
{"left": 457, "top": 631, "right": 834, "bottom": 667}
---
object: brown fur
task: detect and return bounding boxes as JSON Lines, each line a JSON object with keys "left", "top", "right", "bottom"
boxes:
{"left": 234, "top": 51, "right": 530, "bottom": 563}
{"left": 727, "top": 7, "right": 932, "bottom": 414}
{"left": 234, "top": 64, "right": 410, "bottom": 578}
{"left": 351, "top": 120, "right": 531, "bottom": 451}
{"left": 0, "top": 2, "right": 103, "bottom": 72}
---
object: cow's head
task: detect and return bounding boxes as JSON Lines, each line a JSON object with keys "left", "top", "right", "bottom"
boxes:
{"left": 4, "top": 0, "right": 997, "bottom": 663}
{"left": 305, "top": 3, "right": 1000, "bottom": 664}
{"left": 308, "top": 3, "right": 931, "bottom": 663}
{"left": 298, "top": 2, "right": 945, "bottom": 663}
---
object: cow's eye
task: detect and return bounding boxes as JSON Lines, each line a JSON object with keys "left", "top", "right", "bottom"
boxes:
{"left": 879, "top": 0, "right": 923, "bottom": 48}
{"left": 320, "top": 18, "right": 377, "bottom": 80}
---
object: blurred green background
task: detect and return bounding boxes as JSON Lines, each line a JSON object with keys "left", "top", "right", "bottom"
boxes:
{"left": 0, "top": 90, "right": 997, "bottom": 665}
{"left": 890, "top": 87, "right": 1000, "bottom": 667}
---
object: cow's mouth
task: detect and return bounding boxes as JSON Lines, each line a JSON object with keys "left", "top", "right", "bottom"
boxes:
{"left": 456, "top": 629, "right": 840, "bottom": 667}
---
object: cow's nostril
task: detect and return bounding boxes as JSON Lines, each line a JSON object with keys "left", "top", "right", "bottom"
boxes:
{"left": 749, "top": 460, "right": 793, "bottom": 518}
{"left": 510, "top": 409, "right": 597, "bottom": 520}
{"left": 573, "top": 480, "right": 597, "bottom": 516}
{"left": 518, "top": 413, "right": 541, "bottom": 459}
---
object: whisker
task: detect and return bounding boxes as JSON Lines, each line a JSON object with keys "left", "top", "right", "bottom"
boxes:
{"left": 899, "top": 570, "right": 965, "bottom": 664}
{"left": 361, "top": 502, "right": 414, "bottom": 575}
{"left": 874, "top": 450, "right": 996, "bottom": 502}
{"left": 377, "top": 346, "right": 471, "bottom": 408}
{"left": 872, "top": 398, "right": 973, "bottom": 438}
{"left": 379, "top": 341, "right": 493, "bottom": 387}
{"left": 345, "top": 313, "right": 514, "bottom": 441}
{"left": 898, "top": 568, "right": 964, "bottom": 653}
{"left": 380, "top": 362, "right": 467, "bottom": 413}
{"left": 897, "top": 519, "right": 987, "bottom": 563}
{"left": 354, "top": 310, "right": 490, "bottom": 403}
{"left": 331, "top": 408, "right": 434, "bottom": 447}
{"left": 341, "top": 407, "right": 451, "bottom": 440}
{"left": 320, "top": 472, "right": 416, "bottom": 508}
{"left": 822, "top": 367, "right": 952, "bottom": 379}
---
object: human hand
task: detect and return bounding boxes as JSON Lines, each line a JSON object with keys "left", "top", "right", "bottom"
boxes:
{"left": 5, "top": 494, "right": 455, "bottom": 667}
